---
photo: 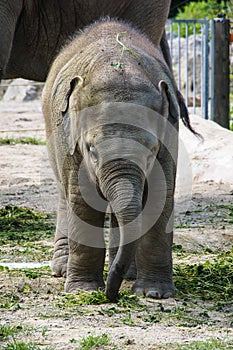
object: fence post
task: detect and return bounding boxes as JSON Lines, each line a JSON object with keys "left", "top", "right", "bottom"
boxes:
{"left": 210, "top": 18, "right": 230, "bottom": 128}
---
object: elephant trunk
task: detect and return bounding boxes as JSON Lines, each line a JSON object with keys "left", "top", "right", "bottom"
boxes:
{"left": 98, "top": 160, "right": 144, "bottom": 301}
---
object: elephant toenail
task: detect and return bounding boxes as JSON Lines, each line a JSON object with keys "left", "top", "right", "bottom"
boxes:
{"left": 146, "top": 290, "right": 161, "bottom": 299}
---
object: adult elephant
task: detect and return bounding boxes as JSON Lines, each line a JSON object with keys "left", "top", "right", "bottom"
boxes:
{"left": 0, "top": 0, "right": 172, "bottom": 81}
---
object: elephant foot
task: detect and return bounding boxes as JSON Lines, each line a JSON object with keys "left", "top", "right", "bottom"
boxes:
{"left": 51, "top": 249, "right": 69, "bottom": 277}
{"left": 132, "top": 279, "right": 175, "bottom": 299}
{"left": 65, "top": 279, "right": 105, "bottom": 293}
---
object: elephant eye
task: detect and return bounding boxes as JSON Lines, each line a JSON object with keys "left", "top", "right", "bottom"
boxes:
{"left": 151, "top": 144, "right": 160, "bottom": 155}
{"left": 88, "top": 145, "right": 98, "bottom": 164}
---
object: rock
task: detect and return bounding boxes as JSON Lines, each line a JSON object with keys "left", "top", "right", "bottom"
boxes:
{"left": 178, "top": 115, "right": 233, "bottom": 184}
{"left": 0, "top": 79, "right": 13, "bottom": 99}
{"left": 2, "top": 78, "right": 43, "bottom": 101}
{"left": 175, "top": 115, "right": 233, "bottom": 215}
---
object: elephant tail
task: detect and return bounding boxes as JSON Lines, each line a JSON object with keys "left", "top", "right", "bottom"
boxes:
{"left": 177, "top": 90, "right": 203, "bottom": 140}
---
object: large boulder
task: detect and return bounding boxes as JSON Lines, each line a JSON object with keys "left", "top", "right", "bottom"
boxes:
{"left": 175, "top": 114, "right": 233, "bottom": 217}
{"left": 2, "top": 78, "right": 43, "bottom": 101}
{"left": 178, "top": 115, "right": 233, "bottom": 184}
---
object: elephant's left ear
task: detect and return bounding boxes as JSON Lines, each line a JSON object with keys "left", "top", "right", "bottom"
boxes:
{"left": 158, "top": 80, "right": 179, "bottom": 121}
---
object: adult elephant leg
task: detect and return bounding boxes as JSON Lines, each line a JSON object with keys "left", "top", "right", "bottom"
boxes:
{"left": 132, "top": 151, "right": 176, "bottom": 299}
{"left": 51, "top": 190, "right": 69, "bottom": 277}
{"left": 0, "top": 1, "right": 23, "bottom": 79}
{"left": 65, "top": 180, "right": 107, "bottom": 293}
{"left": 120, "top": 0, "right": 171, "bottom": 47}
{"left": 109, "top": 213, "right": 137, "bottom": 280}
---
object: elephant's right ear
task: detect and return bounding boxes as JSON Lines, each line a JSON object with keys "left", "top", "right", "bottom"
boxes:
{"left": 61, "top": 76, "right": 84, "bottom": 155}
{"left": 52, "top": 66, "right": 84, "bottom": 155}
{"left": 61, "top": 76, "right": 84, "bottom": 115}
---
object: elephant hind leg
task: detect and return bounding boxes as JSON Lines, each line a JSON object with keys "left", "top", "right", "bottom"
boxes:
{"left": 51, "top": 232, "right": 69, "bottom": 278}
{"left": 51, "top": 193, "right": 69, "bottom": 277}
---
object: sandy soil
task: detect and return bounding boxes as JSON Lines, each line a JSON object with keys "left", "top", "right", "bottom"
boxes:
{"left": 0, "top": 100, "right": 233, "bottom": 349}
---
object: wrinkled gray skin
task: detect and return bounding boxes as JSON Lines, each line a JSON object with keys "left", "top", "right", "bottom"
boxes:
{"left": 0, "top": 0, "right": 172, "bottom": 81}
{"left": 43, "top": 19, "right": 180, "bottom": 301}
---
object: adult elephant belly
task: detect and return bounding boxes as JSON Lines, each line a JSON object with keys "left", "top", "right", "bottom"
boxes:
{"left": 4, "top": 0, "right": 171, "bottom": 81}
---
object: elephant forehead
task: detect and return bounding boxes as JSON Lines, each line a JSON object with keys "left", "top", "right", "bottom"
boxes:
{"left": 86, "top": 124, "right": 158, "bottom": 150}
{"left": 95, "top": 138, "right": 154, "bottom": 158}
{"left": 77, "top": 102, "right": 166, "bottom": 137}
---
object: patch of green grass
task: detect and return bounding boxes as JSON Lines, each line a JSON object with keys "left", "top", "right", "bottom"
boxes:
{"left": 175, "top": 203, "right": 233, "bottom": 229}
{"left": 77, "top": 333, "right": 110, "bottom": 350}
{"left": 58, "top": 290, "right": 109, "bottom": 309}
{"left": 121, "top": 312, "right": 135, "bottom": 326}
{"left": 0, "top": 241, "right": 53, "bottom": 262}
{"left": 173, "top": 338, "right": 233, "bottom": 349}
{"left": 143, "top": 312, "right": 160, "bottom": 324}
{"left": 0, "top": 325, "right": 23, "bottom": 340}
{"left": 117, "top": 290, "right": 145, "bottom": 310}
{"left": 3, "top": 340, "right": 54, "bottom": 350}
{"left": 99, "top": 306, "right": 122, "bottom": 317}
{"left": 171, "top": 306, "right": 213, "bottom": 328}
{"left": 205, "top": 203, "right": 233, "bottom": 223}
{"left": 69, "top": 338, "right": 78, "bottom": 343}
{"left": 0, "top": 137, "right": 46, "bottom": 145}
{"left": 58, "top": 289, "right": 144, "bottom": 308}
{"left": 0, "top": 205, "right": 55, "bottom": 244}
{"left": 0, "top": 267, "right": 50, "bottom": 286}
{"left": 0, "top": 292, "right": 21, "bottom": 309}
{"left": 173, "top": 244, "right": 185, "bottom": 252}
{"left": 21, "top": 266, "right": 50, "bottom": 279}
{"left": 143, "top": 300, "right": 228, "bottom": 328}
{"left": 174, "top": 249, "right": 233, "bottom": 300}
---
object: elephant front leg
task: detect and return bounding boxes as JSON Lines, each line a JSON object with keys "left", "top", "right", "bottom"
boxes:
{"left": 65, "top": 242, "right": 106, "bottom": 292}
{"left": 65, "top": 194, "right": 106, "bottom": 293}
{"left": 132, "top": 227, "right": 175, "bottom": 299}
{"left": 51, "top": 192, "right": 69, "bottom": 277}
{"left": 132, "top": 159, "right": 176, "bottom": 299}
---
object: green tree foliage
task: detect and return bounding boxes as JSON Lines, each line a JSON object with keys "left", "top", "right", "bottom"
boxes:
{"left": 169, "top": 0, "right": 232, "bottom": 37}
{"left": 175, "top": 0, "right": 232, "bottom": 20}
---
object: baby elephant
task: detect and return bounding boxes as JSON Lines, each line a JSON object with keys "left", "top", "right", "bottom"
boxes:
{"left": 42, "top": 19, "right": 180, "bottom": 301}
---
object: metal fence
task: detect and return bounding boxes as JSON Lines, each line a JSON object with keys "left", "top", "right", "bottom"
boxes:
{"left": 167, "top": 18, "right": 231, "bottom": 127}
{"left": 167, "top": 19, "right": 209, "bottom": 119}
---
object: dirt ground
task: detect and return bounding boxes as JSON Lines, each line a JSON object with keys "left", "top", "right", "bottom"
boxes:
{"left": 0, "top": 100, "right": 233, "bottom": 349}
